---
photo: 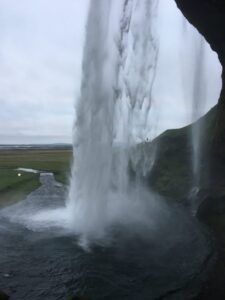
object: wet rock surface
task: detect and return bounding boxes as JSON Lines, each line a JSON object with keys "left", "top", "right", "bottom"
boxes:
{"left": 0, "top": 290, "right": 9, "bottom": 300}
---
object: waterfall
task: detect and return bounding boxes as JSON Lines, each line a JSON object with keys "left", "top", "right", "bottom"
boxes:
{"left": 67, "top": 0, "right": 159, "bottom": 241}
{"left": 67, "top": 0, "right": 116, "bottom": 239}
{"left": 191, "top": 36, "right": 206, "bottom": 189}
{"left": 182, "top": 20, "right": 207, "bottom": 207}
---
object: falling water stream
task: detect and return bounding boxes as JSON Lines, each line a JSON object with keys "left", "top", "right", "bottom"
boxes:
{"left": 191, "top": 36, "right": 206, "bottom": 188}
{"left": 182, "top": 19, "right": 208, "bottom": 211}
{"left": 67, "top": 0, "right": 161, "bottom": 242}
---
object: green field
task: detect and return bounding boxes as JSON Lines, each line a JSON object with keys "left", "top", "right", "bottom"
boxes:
{"left": 0, "top": 149, "right": 72, "bottom": 207}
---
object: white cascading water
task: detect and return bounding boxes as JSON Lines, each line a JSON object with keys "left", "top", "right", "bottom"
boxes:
{"left": 67, "top": 0, "right": 159, "bottom": 241}
{"left": 182, "top": 20, "right": 207, "bottom": 206}
{"left": 67, "top": 0, "right": 116, "bottom": 239}
{"left": 190, "top": 36, "right": 206, "bottom": 188}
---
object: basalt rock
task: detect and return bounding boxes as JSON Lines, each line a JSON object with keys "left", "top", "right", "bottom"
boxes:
{"left": 67, "top": 295, "right": 90, "bottom": 300}
{"left": 141, "top": 106, "right": 216, "bottom": 201}
{"left": 174, "top": 0, "right": 225, "bottom": 155}
{"left": 0, "top": 290, "right": 9, "bottom": 300}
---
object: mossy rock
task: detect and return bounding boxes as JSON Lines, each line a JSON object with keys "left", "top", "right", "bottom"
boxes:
{"left": 134, "top": 106, "right": 217, "bottom": 201}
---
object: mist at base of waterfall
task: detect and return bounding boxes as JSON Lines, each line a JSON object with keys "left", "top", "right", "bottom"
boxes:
{"left": 0, "top": 173, "right": 214, "bottom": 299}
{"left": 0, "top": 176, "right": 210, "bottom": 256}
{"left": 67, "top": 186, "right": 172, "bottom": 246}
{"left": 0, "top": 192, "right": 213, "bottom": 300}
{"left": 9, "top": 190, "right": 172, "bottom": 250}
{"left": 0, "top": 171, "right": 185, "bottom": 251}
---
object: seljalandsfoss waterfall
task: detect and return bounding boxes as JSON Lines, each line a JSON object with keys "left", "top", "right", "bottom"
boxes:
{"left": 0, "top": 0, "right": 223, "bottom": 299}
{"left": 67, "top": 0, "right": 210, "bottom": 240}
{"left": 67, "top": 0, "right": 160, "bottom": 242}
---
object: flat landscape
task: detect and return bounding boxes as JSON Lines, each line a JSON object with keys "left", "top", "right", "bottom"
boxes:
{"left": 0, "top": 147, "right": 72, "bottom": 207}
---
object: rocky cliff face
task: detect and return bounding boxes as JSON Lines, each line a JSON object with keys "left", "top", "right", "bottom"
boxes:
{"left": 174, "top": 0, "right": 225, "bottom": 154}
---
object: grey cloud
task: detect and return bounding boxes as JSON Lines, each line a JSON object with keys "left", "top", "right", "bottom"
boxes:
{"left": 0, "top": 0, "right": 222, "bottom": 144}
{"left": 0, "top": 0, "right": 89, "bottom": 143}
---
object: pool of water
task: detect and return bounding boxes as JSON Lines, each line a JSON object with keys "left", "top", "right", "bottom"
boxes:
{"left": 0, "top": 174, "right": 214, "bottom": 300}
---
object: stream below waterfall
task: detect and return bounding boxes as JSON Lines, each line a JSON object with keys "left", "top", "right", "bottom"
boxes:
{"left": 0, "top": 173, "right": 214, "bottom": 300}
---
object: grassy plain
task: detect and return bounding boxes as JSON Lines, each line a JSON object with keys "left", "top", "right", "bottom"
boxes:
{"left": 0, "top": 148, "right": 72, "bottom": 207}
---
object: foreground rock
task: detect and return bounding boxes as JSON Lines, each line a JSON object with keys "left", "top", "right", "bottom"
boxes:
{"left": 174, "top": 0, "right": 225, "bottom": 155}
{"left": 0, "top": 290, "right": 9, "bottom": 300}
{"left": 68, "top": 295, "right": 90, "bottom": 300}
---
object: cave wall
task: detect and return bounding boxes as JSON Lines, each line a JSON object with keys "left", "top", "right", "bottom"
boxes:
{"left": 174, "top": 0, "right": 225, "bottom": 154}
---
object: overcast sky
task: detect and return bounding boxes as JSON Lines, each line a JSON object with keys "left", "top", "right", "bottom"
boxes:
{"left": 0, "top": 0, "right": 88, "bottom": 144}
{"left": 0, "top": 0, "right": 222, "bottom": 144}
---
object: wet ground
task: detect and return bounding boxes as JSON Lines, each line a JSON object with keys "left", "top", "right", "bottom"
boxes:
{"left": 0, "top": 173, "right": 214, "bottom": 300}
